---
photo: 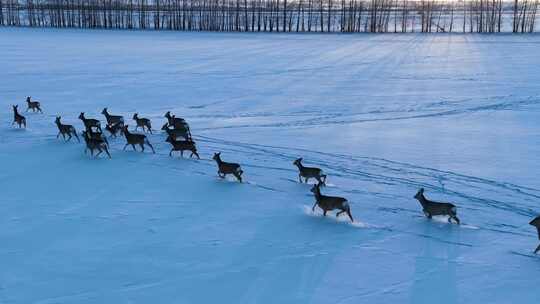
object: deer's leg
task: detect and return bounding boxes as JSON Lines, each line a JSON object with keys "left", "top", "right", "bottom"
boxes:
{"left": 38, "top": 107, "right": 43, "bottom": 113}
{"left": 123, "top": 143, "right": 129, "bottom": 151}
{"left": 67, "top": 133, "right": 72, "bottom": 141}
{"left": 535, "top": 244, "right": 540, "bottom": 254}
{"left": 323, "top": 210, "right": 328, "bottom": 217}
{"left": 336, "top": 210, "right": 344, "bottom": 217}
{"left": 305, "top": 177, "right": 309, "bottom": 183}
{"left": 423, "top": 210, "right": 432, "bottom": 219}
{"left": 74, "top": 133, "right": 80, "bottom": 143}
{"left": 312, "top": 202, "right": 318, "bottom": 212}
{"left": 347, "top": 209, "right": 354, "bottom": 222}
{"left": 234, "top": 172, "right": 242, "bottom": 183}
{"left": 453, "top": 216, "right": 460, "bottom": 225}
{"left": 169, "top": 149, "right": 174, "bottom": 157}
{"left": 95, "top": 147, "right": 103, "bottom": 157}
{"left": 131, "top": 144, "right": 137, "bottom": 151}
{"left": 298, "top": 174, "right": 302, "bottom": 183}
{"left": 139, "top": 143, "right": 145, "bottom": 152}
{"left": 193, "top": 151, "right": 200, "bottom": 159}
{"left": 103, "top": 146, "right": 111, "bottom": 158}
{"left": 57, "top": 132, "right": 61, "bottom": 139}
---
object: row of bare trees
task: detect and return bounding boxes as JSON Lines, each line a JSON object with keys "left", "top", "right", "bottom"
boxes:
{"left": 0, "top": 0, "right": 538, "bottom": 32}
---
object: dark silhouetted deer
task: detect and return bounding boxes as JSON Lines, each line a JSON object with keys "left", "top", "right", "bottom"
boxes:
{"left": 105, "top": 122, "right": 123, "bottom": 138}
{"left": 132, "top": 113, "right": 152, "bottom": 133}
{"left": 102, "top": 108, "right": 124, "bottom": 126}
{"left": 212, "top": 152, "right": 243, "bottom": 182}
{"left": 164, "top": 111, "right": 189, "bottom": 130}
{"left": 82, "top": 131, "right": 111, "bottom": 158}
{"left": 86, "top": 127, "right": 109, "bottom": 146}
{"left": 78, "top": 112, "right": 102, "bottom": 132}
{"left": 165, "top": 135, "right": 200, "bottom": 159}
{"left": 414, "top": 188, "right": 460, "bottom": 224}
{"left": 122, "top": 125, "right": 155, "bottom": 153}
{"left": 293, "top": 158, "right": 327, "bottom": 185}
{"left": 163, "top": 125, "right": 191, "bottom": 141}
{"left": 530, "top": 216, "right": 540, "bottom": 254}
{"left": 310, "top": 183, "right": 353, "bottom": 222}
{"left": 26, "top": 97, "right": 43, "bottom": 113}
{"left": 12, "top": 105, "right": 26, "bottom": 128}
{"left": 55, "top": 116, "right": 79, "bottom": 142}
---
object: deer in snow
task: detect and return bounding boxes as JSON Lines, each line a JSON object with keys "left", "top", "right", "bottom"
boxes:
{"left": 82, "top": 131, "right": 111, "bottom": 158}
{"left": 310, "top": 182, "right": 354, "bottom": 222}
{"left": 165, "top": 135, "right": 200, "bottom": 159}
{"left": 78, "top": 112, "right": 102, "bottom": 132}
{"left": 132, "top": 113, "right": 152, "bottom": 133}
{"left": 84, "top": 124, "right": 109, "bottom": 146}
{"left": 105, "top": 122, "right": 124, "bottom": 138}
{"left": 163, "top": 125, "right": 191, "bottom": 141}
{"left": 122, "top": 125, "right": 155, "bottom": 153}
{"left": 212, "top": 152, "right": 243, "bottom": 182}
{"left": 26, "top": 97, "right": 43, "bottom": 113}
{"left": 414, "top": 188, "right": 460, "bottom": 224}
{"left": 530, "top": 216, "right": 540, "bottom": 254}
{"left": 55, "top": 116, "right": 79, "bottom": 142}
{"left": 101, "top": 108, "right": 124, "bottom": 126}
{"left": 164, "top": 111, "right": 189, "bottom": 130}
{"left": 12, "top": 105, "right": 26, "bottom": 128}
{"left": 293, "top": 158, "right": 327, "bottom": 185}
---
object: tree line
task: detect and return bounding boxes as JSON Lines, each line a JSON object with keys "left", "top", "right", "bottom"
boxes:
{"left": 0, "top": 0, "right": 538, "bottom": 33}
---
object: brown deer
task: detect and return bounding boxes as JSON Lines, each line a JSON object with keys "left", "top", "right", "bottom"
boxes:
{"left": 293, "top": 158, "right": 327, "bottom": 185}
{"left": 122, "top": 125, "right": 155, "bottom": 153}
{"left": 310, "top": 183, "right": 353, "bottom": 222}
{"left": 102, "top": 108, "right": 124, "bottom": 126}
{"left": 105, "top": 122, "right": 123, "bottom": 138}
{"left": 26, "top": 97, "right": 43, "bottom": 113}
{"left": 133, "top": 113, "right": 152, "bottom": 133}
{"left": 55, "top": 116, "right": 79, "bottom": 142}
{"left": 163, "top": 125, "right": 191, "bottom": 141}
{"left": 82, "top": 131, "right": 111, "bottom": 158}
{"left": 78, "top": 112, "right": 102, "bottom": 132}
{"left": 12, "top": 105, "right": 26, "bottom": 128}
{"left": 414, "top": 188, "right": 460, "bottom": 224}
{"left": 165, "top": 135, "right": 200, "bottom": 159}
{"left": 164, "top": 111, "right": 189, "bottom": 130}
{"left": 212, "top": 152, "right": 243, "bottom": 182}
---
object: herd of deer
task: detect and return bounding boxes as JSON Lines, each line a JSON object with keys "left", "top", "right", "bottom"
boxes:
{"left": 9, "top": 97, "right": 540, "bottom": 254}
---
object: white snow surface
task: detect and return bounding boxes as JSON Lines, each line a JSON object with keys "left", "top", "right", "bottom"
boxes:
{"left": 1, "top": 28, "right": 540, "bottom": 303}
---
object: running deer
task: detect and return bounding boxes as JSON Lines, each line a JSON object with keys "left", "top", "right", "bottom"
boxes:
{"left": 78, "top": 112, "right": 102, "bottom": 132}
{"left": 310, "top": 183, "right": 354, "bottom": 222}
{"left": 102, "top": 108, "right": 124, "bottom": 126}
{"left": 105, "top": 122, "right": 123, "bottom": 138}
{"left": 530, "top": 216, "right": 540, "bottom": 254}
{"left": 86, "top": 127, "right": 109, "bottom": 146}
{"left": 122, "top": 125, "right": 155, "bottom": 153}
{"left": 12, "top": 105, "right": 26, "bottom": 128}
{"left": 293, "top": 158, "right": 327, "bottom": 185}
{"left": 164, "top": 111, "right": 189, "bottom": 130}
{"left": 165, "top": 136, "right": 200, "bottom": 159}
{"left": 414, "top": 188, "right": 460, "bottom": 224}
{"left": 26, "top": 97, "right": 43, "bottom": 113}
{"left": 163, "top": 125, "right": 191, "bottom": 141}
{"left": 82, "top": 131, "right": 111, "bottom": 158}
{"left": 55, "top": 116, "right": 79, "bottom": 142}
{"left": 212, "top": 152, "right": 243, "bottom": 182}
{"left": 132, "top": 113, "right": 152, "bottom": 133}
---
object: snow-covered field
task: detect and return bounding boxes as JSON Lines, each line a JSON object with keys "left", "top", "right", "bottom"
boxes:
{"left": 1, "top": 28, "right": 540, "bottom": 303}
